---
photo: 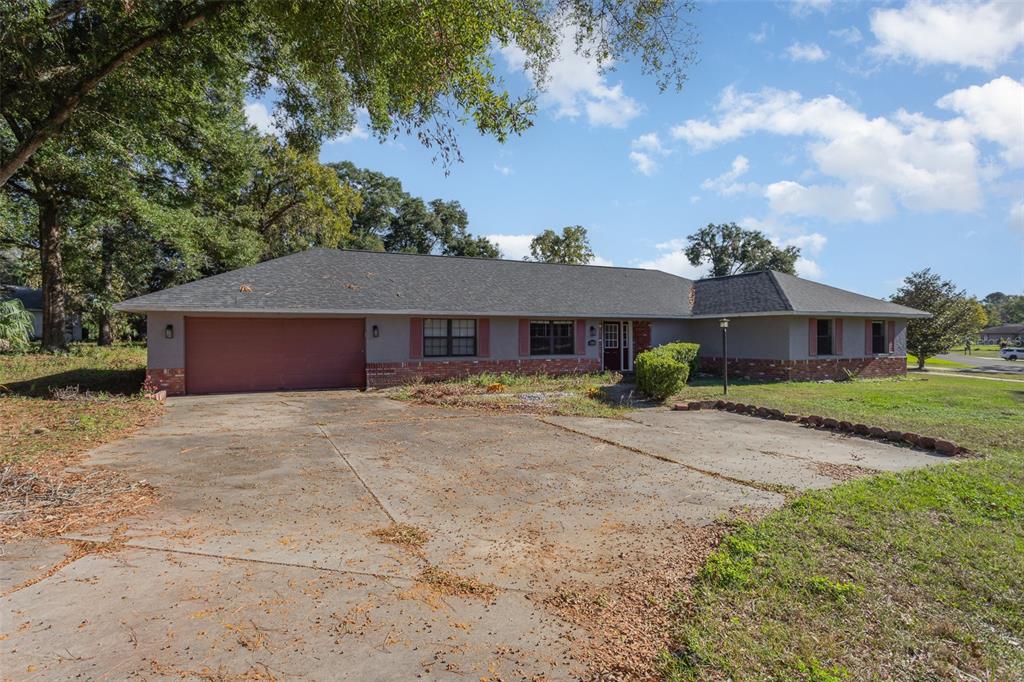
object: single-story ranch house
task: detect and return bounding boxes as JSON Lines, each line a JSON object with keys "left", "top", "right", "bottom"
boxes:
{"left": 115, "top": 248, "right": 928, "bottom": 396}
{"left": 978, "top": 323, "right": 1024, "bottom": 345}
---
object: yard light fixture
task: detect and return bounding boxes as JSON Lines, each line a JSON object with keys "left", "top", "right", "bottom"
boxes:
{"left": 372, "top": 324, "right": 380, "bottom": 338}
{"left": 719, "top": 318, "right": 730, "bottom": 395}
{"left": 164, "top": 324, "right": 174, "bottom": 340}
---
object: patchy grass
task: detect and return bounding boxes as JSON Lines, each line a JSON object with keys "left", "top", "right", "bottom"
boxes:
{"left": 663, "top": 374, "right": 1024, "bottom": 681}
{"left": 392, "top": 371, "right": 636, "bottom": 417}
{"left": 0, "top": 344, "right": 161, "bottom": 541}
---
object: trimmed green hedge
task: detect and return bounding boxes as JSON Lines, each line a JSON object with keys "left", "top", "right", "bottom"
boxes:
{"left": 635, "top": 342, "right": 700, "bottom": 400}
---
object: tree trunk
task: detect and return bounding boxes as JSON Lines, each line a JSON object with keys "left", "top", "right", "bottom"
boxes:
{"left": 38, "top": 189, "right": 68, "bottom": 351}
{"left": 97, "top": 227, "right": 114, "bottom": 346}
{"left": 917, "top": 355, "right": 926, "bottom": 370}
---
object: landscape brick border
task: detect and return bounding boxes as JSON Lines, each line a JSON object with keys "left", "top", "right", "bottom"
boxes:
{"left": 672, "top": 399, "right": 972, "bottom": 456}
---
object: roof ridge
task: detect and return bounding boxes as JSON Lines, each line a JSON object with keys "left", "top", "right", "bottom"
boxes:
{"left": 766, "top": 271, "right": 795, "bottom": 312}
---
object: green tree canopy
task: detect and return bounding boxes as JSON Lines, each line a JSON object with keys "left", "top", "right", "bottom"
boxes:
{"left": 1, "top": 0, "right": 698, "bottom": 185}
{"left": 981, "top": 292, "right": 1024, "bottom": 326}
{"left": 331, "top": 162, "right": 499, "bottom": 258}
{"left": 529, "top": 226, "right": 594, "bottom": 264}
{"left": 684, "top": 223, "right": 800, "bottom": 277}
{"left": 891, "top": 269, "right": 987, "bottom": 369}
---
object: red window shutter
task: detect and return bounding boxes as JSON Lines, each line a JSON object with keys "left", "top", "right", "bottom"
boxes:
{"left": 808, "top": 318, "right": 817, "bottom": 356}
{"left": 887, "top": 321, "right": 896, "bottom": 353}
{"left": 518, "top": 319, "right": 530, "bottom": 356}
{"left": 409, "top": 317, "right": 423, "bottom": 359}
{"left": 477, "top": 318, "right": 490, "bottom": 357}
{"left": 865, "top": 320, "right": 873, "bottom": 355}
{"left": 835, "top": 319, "right": 844, "bottom": 356}
{"left": 575, "top": 319, "right": 586, "bottom": 355}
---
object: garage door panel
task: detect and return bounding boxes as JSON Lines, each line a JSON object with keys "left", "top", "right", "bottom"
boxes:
{"left": 185, "top": 317, "right": 365, "bottom": 394}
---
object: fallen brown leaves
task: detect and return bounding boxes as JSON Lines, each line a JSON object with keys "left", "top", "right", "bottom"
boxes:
{"left": 3, "top": 530, "right": 128, "bottom": 596}
{"left": 543, "top": 522, "right": 725, "bottom": 681}
{"left": 371, "top": 522, "right": 430, "bottom": 551}
{"left": 0, "top": 393, "right": 162, "bottom": 543}
{"left": 418, "top": 566, "right": 499, "bottom": 600}
{"left": 814, "top": 461, "right": 879, "bottom": 481}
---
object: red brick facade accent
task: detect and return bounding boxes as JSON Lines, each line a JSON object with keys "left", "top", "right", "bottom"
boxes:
{"left": 633, "top": 321, "right": 652, "bottom": 355}
{"left": 366, "top": 357, "right": 601, "bottom": 388}
{"left": 145, "top": 367, "right": 185, "bottom": 396}
{"left": 699, "top": 355, "right": 906, "bottom": 382}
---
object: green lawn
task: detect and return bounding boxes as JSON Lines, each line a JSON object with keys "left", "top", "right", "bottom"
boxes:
{"left": 0, "top": 343, "right": 159, "bottom": 465}
{"left": 906, "top": 353, "right": 970, "bottom": 369}
{"left": 663, "top": 375, "right": 1024, "bottom": 681}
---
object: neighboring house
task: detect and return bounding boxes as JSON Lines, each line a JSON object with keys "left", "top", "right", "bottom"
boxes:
{"left": 115, "top": 249, "right": 928, "bottom": 396}
{"left": 979, "top": 324, "right": 1024, "bottom": 345}
{"left": 0, "top": 284, "right": 83, "bottom": 342}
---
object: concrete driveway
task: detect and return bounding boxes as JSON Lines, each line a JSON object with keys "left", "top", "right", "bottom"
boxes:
{"left": 1, "top": 392, "right": 945, "bottom": 680}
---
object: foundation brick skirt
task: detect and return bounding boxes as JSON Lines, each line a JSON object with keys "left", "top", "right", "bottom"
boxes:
{"left": 699, "top": 355, "right": 906, "bottom": 382}
{"left": 366, "top": 357, "right": 601, "bottom": 389}
{"left": 144, "top": 367, "right": 185, "bottom": 395}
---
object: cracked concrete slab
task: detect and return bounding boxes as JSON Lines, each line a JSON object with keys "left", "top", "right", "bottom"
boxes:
{"left": 2, "top": 391, "right": 946, "bottom": 679}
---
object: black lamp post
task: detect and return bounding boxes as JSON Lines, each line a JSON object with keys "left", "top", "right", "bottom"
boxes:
{"left": 720, "top": 318, "right": 730, "bottom": 395}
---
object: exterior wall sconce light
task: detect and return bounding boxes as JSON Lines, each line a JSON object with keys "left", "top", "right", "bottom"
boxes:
{"left": 719, "top": 318, "right": 730, "bottom": 395}
{"left": 372, "top": 324, "right": 380, "bottom": 338}
{"left": 165, "top": 324, "right": 174, "bottom": 339}
{"left": 590, "top": 325, "right": 597, "bottom": 338}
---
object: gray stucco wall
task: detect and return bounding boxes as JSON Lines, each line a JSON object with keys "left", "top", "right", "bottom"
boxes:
{"left": 685, "top": 316, "right": 793, "bottom": 359}
{"left": 147, "top": 312, "right": 185, "bottom": 369}
{"left": 650, "top": 320, "right": 689, "bottom": 347}
{"left": 789, "top": 316, "right": 908, "bottom": 360}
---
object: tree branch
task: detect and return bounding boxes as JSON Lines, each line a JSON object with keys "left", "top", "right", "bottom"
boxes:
{"left": 0, "top": 0, "right": 232, "bottom": 187}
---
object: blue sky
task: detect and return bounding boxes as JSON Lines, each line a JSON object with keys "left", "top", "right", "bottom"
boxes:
{"left": 249, "top": 0, "right": 1023, "bottom": 299}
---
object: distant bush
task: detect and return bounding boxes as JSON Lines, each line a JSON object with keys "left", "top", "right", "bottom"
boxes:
{"left": 635, "top": 342, "right": 700, "bottom": 400}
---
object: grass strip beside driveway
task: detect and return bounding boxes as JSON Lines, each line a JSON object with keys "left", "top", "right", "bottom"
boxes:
{"left": 662, "top": 375, "right": 1024, "bottom": 681}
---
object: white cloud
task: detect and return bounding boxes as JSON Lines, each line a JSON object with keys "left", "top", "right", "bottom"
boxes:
{"left": 589, "top": 254, "right": 614, "bottom": 267}
{"left": 789, "top": 0, "right": 832, "bottom": 17}
{"left": 629, "top": 132, "right": 670, "bottom": 175}
{"left": 629, "top": 151, "right": 657, "bottom": 176}
{"left": 750, "top": 23, "right": 770, "bottom": 44}
{"left": 670, "top": 79, "right": 1023, "bottom": 221}
{"left": 870, "top": 1, "right": 1024, "bottom": 70}
{"left": 701, "top": 155, "right": 757, "bottom": 196}
{"left": 937, "top": 76, "right": 1024, "bottom": 166}
{"left": 244, "top": 102, "right": 275, "bottom": 135}
{"left": 500, "top": 25, "right": 642, "bottom": 128}
{"left": 635, "top": 243, "right": 706, "bottom": 279}
{"left": 829, "top": 27, "right": 863, "bottom": 44}
{"left": 1011, "top": 200, "right": 1024, "bottom": 232}
{"left": 493, "top": 163, "right": 514, "bottom": 176}
{"left": 487, "top": 234, "right": 535, "bottom": 260}
{"left": 785, "top": 42, "right": 829, "bottom": 62}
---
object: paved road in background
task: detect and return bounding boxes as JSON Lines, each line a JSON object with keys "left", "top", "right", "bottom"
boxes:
{"left": 937, "top": 352, "right": 1024, "bottom": 376}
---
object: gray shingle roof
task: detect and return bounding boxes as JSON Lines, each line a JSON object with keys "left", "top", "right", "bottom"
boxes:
{"left": 115, "top": 248, "right": 695, "bottom": 318}
{"left": 115, "top": 249, "right": 929, "bottom": 319}
{"left": 0, "top": 285, "right": 42, "bottom": 311}
{"left": 981, "top": 323, "right": 1024, "bottom": 335}
{"left": 692, "top": 271, "right": 928, "bottom": 318}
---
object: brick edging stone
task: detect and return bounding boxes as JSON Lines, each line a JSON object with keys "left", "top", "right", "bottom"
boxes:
{"left": 672, "top": 400, "right": 971, "bottom": 456}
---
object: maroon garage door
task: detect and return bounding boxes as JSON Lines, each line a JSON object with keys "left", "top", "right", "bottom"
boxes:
{"left": 185, "top": 317, "right": 365, "bottom": 394}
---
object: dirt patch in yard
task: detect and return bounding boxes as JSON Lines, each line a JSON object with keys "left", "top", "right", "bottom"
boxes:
{"left": 544, "top": 521, "right": 726, "bottom": 681}
{"left": 0, "top": 392, "right": 162, "bottom": 543}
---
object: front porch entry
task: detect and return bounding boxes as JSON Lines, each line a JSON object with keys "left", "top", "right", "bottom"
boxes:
{"left": 602, "top": 320, "right": 633, "bottom": 371}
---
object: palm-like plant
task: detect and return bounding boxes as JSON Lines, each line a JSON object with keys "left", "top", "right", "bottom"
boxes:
{"left": 0, "top": 298, "right": 34, "bottom": 353}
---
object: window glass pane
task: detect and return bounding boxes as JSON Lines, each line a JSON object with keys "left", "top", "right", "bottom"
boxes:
{"left": 872, "top": 321, "right": 886, "bottom": 354}
{"left": 451, "top": 338, "right": 475, "bottom": 356}
{"left": 530, "top": 321, "right": 550, "bottom": 337}
{"left": 553, "top": 336, "right": 575, "bottom": 354}
{"left": 604, "top": 323, "right": 619, "bottom": 348}
{"left": 451, "top": 319, "right": 475, "bottom": 337}
{"left": 424, "top": 319, "right": 447, "bottom": 337}
{"left": 530, "top": 336, "right": 551, "bottom": 355}
{"left": 816, "top": 319, "right": 833, "bottom": 355}
{"left": 424, "top": 338, "right": 448, "bottom": 356}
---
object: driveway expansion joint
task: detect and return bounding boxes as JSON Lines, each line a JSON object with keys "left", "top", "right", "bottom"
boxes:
{"left": 536, "top": 416, "right": 794, "bottom": 497}
{"left": 316, "top": 425, "right": 399, "bottom": 524}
